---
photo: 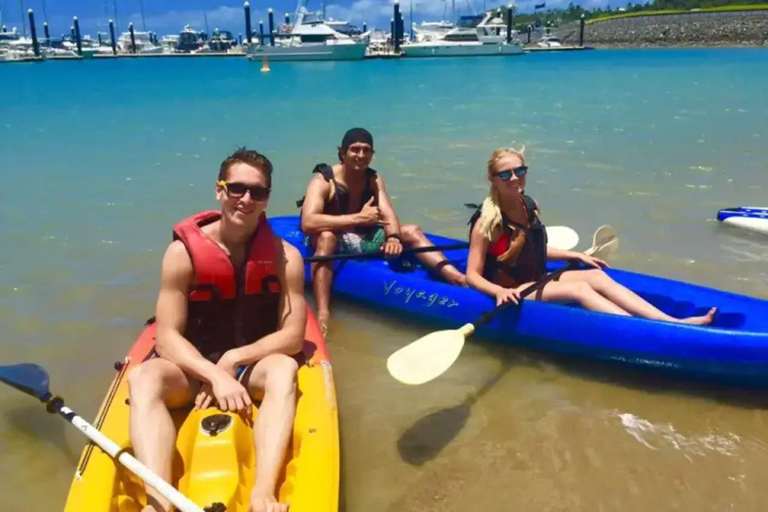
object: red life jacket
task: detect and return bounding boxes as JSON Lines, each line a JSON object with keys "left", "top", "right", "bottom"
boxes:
{"left": 172, "top": 210, "right": 281, "bottom": 362}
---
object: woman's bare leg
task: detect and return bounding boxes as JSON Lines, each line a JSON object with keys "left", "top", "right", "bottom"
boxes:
{"left": 558, "top": 269, "right": 716, "bottom": 325}
{"left": 521, "top": 280, "right": 630, "bottom": 316}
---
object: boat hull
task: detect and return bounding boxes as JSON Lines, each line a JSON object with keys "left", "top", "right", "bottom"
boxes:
{"left": 247, "top": 42, "right": 367, "bottom": 61}
{"left": 402, "top": 42, "right": 524, "bottom": 57}
{"left": 717, "top": 206, "right": 768, "bottom": 235}
{"left": 63, "top": 306, "right": 339, "bottom": 511}
{"left": 272, "top": 215, "right": 768, "bottom": 387}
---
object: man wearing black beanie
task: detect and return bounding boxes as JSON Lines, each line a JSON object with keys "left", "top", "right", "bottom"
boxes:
{"left": 299, "top": 128, "right": 467, "bottom": 334}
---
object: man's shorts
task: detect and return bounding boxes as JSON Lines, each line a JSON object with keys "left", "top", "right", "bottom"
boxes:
{"left": 305, "top": 227, "right": 387, "bottom": 254}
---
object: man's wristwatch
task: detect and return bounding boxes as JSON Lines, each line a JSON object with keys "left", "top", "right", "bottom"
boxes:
{"left": 387, "top": 233, "right": 403, "bottom": 242}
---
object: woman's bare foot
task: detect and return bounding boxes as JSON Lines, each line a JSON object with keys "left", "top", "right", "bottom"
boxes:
{"left": 249, "top": 493, "right": 289, "bottom": 512}
{"left": 680, "top": 307, "right": 717, "bottom": 326}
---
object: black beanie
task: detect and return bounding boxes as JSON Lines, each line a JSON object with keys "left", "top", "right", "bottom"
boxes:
{"left": 340, "top": 128, "right": 374, "bottom": 151}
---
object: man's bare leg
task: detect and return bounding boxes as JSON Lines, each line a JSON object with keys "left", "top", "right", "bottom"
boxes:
{"left": 401, "top": 224, "right": 467, "bottom": 285}
{"left": 127, "top": 358, "right": 197, "bottom": 512}
{"left": 246, "top": 354, "right": 299, "bottom": 512}
{"left": 310, "top": 231, "right": 338, "bottom": 335}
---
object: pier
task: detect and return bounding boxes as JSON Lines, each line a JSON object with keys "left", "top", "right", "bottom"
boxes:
{"left": 1, "top": 2, "right": 594, "bottom": 65}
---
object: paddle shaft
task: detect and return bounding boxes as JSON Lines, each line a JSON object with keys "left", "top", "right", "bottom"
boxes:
{"left": 473, "top": 244, "right": 602, "bottom": 327}
{"left": 304, "top": 242, "right": 469, "bottom": 262}
{"left": 45, "top": 396, "right": 205, "bottom": 512}
{"left": 473, "top": 260, "right": 580, "bottom": 326}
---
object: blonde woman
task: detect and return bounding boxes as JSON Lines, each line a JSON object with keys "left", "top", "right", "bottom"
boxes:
{"left": 466, "top": 148, "right": 716, "bottom": 325}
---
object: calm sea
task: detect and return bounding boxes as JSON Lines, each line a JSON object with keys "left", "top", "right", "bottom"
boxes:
{"left": 1, "top": 49, "right": 767, "bottom": 510}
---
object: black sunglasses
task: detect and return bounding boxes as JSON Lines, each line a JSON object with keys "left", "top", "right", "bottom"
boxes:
{"left": 494, "top": 166, "right": 528, "bottom": 181}
{"left": 218, "top": 181, "right": 271, "bottom": 201}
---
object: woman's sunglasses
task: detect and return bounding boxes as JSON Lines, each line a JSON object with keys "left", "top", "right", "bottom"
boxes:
{"left": 493, "top": 166, "right": 528, "bottom": 181}
{"left": 218, "top": 180, "right": 271, "bottom": 201}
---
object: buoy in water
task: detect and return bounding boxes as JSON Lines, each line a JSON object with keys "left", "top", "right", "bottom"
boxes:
{"left": 261, "top": 57, "right": 270, "bottom": 73}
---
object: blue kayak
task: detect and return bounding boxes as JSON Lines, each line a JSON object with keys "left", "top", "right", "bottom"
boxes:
{"left": 272, "top": 216, "right": 768, "bottom": 387}
{"left": 717, "top": 206, "right": 768, "bottom": 235}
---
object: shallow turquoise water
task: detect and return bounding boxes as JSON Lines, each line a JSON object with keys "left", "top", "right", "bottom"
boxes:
{"left": 1, "top": 49, "right": 767, "bottom": 510}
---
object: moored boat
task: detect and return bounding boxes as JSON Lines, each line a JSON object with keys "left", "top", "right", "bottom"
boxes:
{"left": 246, "top": 7, "right": 366, "bottom": 62}
{"left": 402, "top": 11, "right": 523, "bottom": 58}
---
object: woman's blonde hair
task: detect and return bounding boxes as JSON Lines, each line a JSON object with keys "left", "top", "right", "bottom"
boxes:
{"left": 474, "top": 147, "right": 526, "bottom": 240}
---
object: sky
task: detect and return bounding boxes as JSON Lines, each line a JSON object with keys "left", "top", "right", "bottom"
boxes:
{"left": 1, "top": 0, "right": 645, "bottom": 37}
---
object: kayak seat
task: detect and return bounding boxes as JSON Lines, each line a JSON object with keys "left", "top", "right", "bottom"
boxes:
{"left": 175, "top": 409, "right": 256, "bottom": 510}
{"left": 106, "top": 409, "right": 258, "bottom": 511}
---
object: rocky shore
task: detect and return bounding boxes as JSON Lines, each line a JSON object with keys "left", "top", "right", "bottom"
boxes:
{"left": 576, "top": 10, "right": 768, "bottom": 47}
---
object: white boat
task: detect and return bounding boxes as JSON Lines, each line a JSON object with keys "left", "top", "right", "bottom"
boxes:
{"left": 717, "top": 207, "right": 768, "bottom": 236}
{"left": 536, "top": 27, "right": 563, "bottom": 47}
{"left": 402, "top": 11, "right": 523, "bottom": 58}
{"left": 159, "top": 34, "right": 180, "bottom": 52}
{"left": 324, "top": 18, "right": 363, "bottom": 36}
{"left": 118, "top": 30, "right": 163, "bottom": 54}
{"left": 61, "top": 36, "right": 111, "bottom": 58}
{"left": 246, "top": 7, "right": 366, "bottom": 62}
{"left": 175, "top": 25, "right": 205, "bottom": 53}
{"left": 209, "top": 29, "right": 238, "bottom": 52}
{"left": 2, "top": 36, "right": 53, "bottom": 59}
{"left": 0, "top": 27, "right": 21, "bottom": 44}
{"left": 411, "top": 20, "right": 455, "bottom": 41}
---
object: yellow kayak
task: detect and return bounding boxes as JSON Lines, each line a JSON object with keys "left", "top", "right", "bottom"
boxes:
{"left": 64, "top": 306, "right": 339, "bottom": 511}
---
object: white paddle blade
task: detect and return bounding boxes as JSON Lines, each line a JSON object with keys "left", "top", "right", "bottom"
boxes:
{"left": 387, "top": 328, "right": 469, "bottom": 385}
{"left": 545, "top": 226, "right": 579, "bottom": 251}
{"left": 587, "top": 225, "right": 619, "bottom": 258}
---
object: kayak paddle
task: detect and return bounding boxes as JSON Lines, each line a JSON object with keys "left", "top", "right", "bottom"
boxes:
{"left": 305, "top": 225, "right": 580, "bottom": 262}
{"left": 386, "top": 225, "right": 619, "bottom": 386}
{"left": 305, "top": 242, "right": 469, "bottom": 262}
{"left": 545, "top": 225, "right": 579, "bottom": 252}
{"left": 0, "top": 363, "right": 211, "bottom": 512}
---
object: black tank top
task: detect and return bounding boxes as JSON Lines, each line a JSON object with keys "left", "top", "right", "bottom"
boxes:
{"left": 296, "top": 164, "right": 378, "bottom": 215}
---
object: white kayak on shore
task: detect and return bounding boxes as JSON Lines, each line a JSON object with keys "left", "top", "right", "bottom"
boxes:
{"left": 717, "top": 206, "right": 768, "bottom": 235}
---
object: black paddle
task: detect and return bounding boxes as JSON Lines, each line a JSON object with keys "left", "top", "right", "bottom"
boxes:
{"left": 303, "top": 225, "right": 581, "bottom": 263}
{"left": 304, "top": 243, "right": 469, "bottom": 262}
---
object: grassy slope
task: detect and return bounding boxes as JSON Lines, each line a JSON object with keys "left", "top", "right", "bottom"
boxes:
{"left": 587, "top": 4, "right": 768, "bottom": 24}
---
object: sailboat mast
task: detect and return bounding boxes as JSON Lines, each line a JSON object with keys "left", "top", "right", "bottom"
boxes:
{"left": 203, "top": 9, "right": 209, "bottom": 35}
{"left": 19, "top": 0, "right": 26, "bottom": 36}
{"left": 41, "top": 0, "right": 48, "bottom": 25}
{"left": 139, "top": 0, "right": 146, "bottom": 30}
{"left": 113, "top": 0, "right": 119, "bottom": 33}
{"left": 409, "top": 0, "right": 413, "bottom": 41}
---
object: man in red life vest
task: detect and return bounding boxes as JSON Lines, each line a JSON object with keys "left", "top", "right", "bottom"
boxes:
{"left": 127, "top": 148, "right": 305, "bottom": 512}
